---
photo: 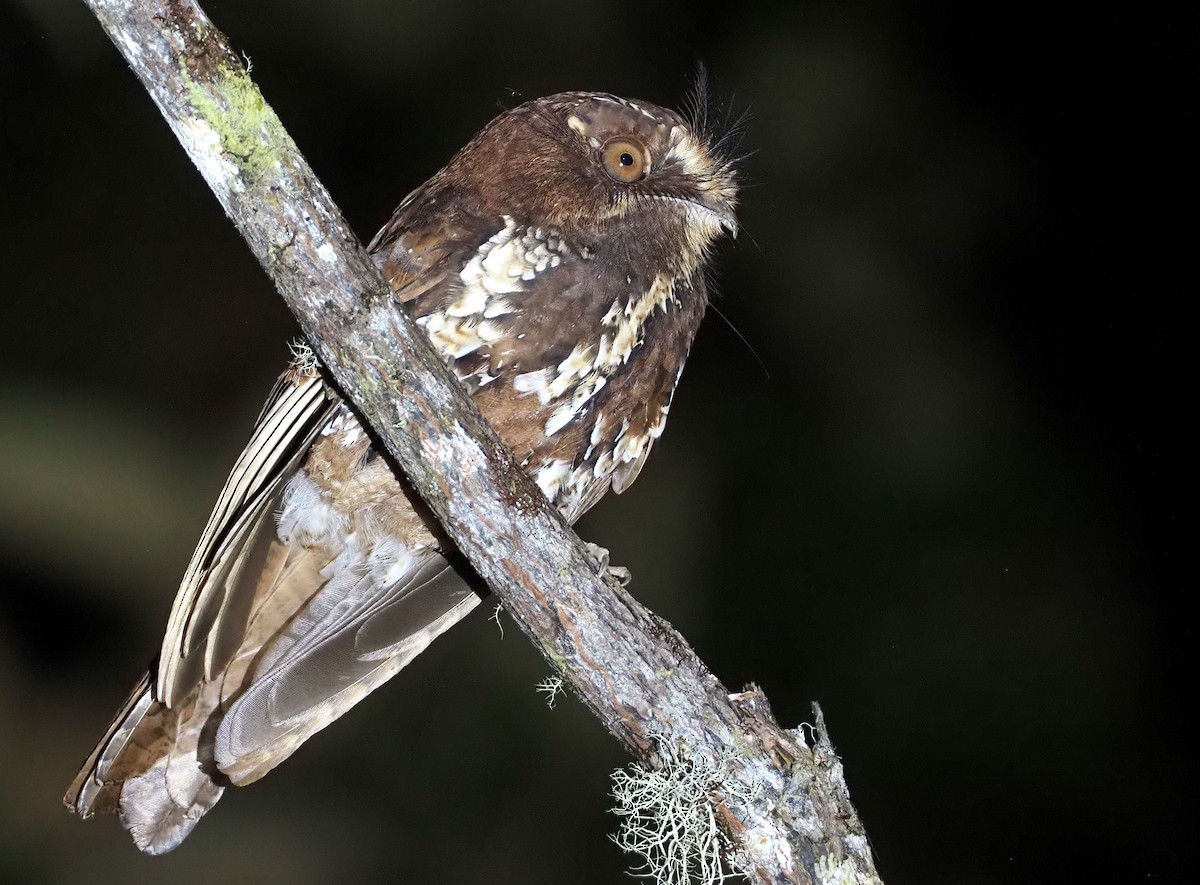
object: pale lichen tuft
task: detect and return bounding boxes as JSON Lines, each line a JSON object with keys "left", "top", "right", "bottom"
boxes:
{"left": 534, "top": 676, "right": 564, "bottom": 709}
{"left": 610, "top": 734, "right": 759, "bottom": 884}
{"left": 288, "top": 339, "right": 320, "bottom": 376}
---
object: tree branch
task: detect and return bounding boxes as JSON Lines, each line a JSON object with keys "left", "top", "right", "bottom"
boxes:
{"left": 81, "top": 2, "right": 882, "bottom": 882}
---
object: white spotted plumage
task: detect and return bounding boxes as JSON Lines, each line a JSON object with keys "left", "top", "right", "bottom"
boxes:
{"left": 417, "top": 217, "right": 580, "bottom": 364}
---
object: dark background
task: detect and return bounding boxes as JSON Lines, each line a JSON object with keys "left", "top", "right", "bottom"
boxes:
{"left": 1, "top": 1, "right": 1193, "bottom": 882}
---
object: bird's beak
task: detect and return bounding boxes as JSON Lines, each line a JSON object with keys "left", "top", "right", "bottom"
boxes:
{"left": 716, "top": 206, "right": 738, "bottom": 238}
{"left": 682, "top": 196, "right": 738, "bottom": 239}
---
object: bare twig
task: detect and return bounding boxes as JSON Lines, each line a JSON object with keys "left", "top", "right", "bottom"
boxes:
{"left": 80, "top": 2, "right": 882, "bottom": 882}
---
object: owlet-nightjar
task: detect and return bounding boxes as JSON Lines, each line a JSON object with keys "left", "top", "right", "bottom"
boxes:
{"left": 65, "top": 91, "right": 739, "bottom": 854}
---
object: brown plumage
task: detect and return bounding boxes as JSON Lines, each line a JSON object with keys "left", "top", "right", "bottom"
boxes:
{"left": 64, "top": 91, "right": 738, "bottom": 853}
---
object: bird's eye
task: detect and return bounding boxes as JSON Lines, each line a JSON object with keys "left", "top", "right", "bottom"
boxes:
{"left": 602, "top": 137, "right": 650, "bottom": 183}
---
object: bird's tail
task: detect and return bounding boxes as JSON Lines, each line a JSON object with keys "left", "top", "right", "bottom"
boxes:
{"left": 63, "top": 671, "right": 225, "bottom": 855}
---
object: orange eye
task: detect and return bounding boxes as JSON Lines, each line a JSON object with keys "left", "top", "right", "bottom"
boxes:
{"left": 602, "top": 138, "right": 650, "bottom": 183}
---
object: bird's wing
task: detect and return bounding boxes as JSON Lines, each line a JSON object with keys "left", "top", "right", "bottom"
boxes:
{"left": 213, "top": 550, "right": 480, "bottom": 784}
{"left": 156, "top": 368, "right": 338, "bottom": 707}
{"left": 63, "top": 371, "right": 483, "bottom": 851}
{"left": 64, "top": 368, "right": 337, "bottom": 847}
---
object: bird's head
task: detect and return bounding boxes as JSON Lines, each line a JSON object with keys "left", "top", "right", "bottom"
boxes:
{"left": 437, "top": 91, "right": 739, "bottom": 272}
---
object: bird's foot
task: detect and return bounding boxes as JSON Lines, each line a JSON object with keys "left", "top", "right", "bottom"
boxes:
{"left": 585, "top": 542, "right": 632, "bottom": 586}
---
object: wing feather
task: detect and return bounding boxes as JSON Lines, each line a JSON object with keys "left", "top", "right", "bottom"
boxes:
{"left": 215, "top": 552, "right": 481, "bottom": 784}
{"left": 64, "top": 673, "right": 156, "bottom": 816}
{"left": 157, "top": 371, "right": 337, "bottom": 706}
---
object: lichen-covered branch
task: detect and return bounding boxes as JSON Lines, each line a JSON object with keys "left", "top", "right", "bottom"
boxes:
{"left": 81, "top": 2, "right": 882, "bottom": 882}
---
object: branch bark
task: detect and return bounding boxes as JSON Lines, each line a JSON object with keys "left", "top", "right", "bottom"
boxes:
{"left": 81, "top": 2, "right": 882, "bottom": 883}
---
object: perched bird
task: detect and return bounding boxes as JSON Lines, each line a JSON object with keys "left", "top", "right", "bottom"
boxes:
{"left": 64, "top": 91, "right": 738, "bottom": 854}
